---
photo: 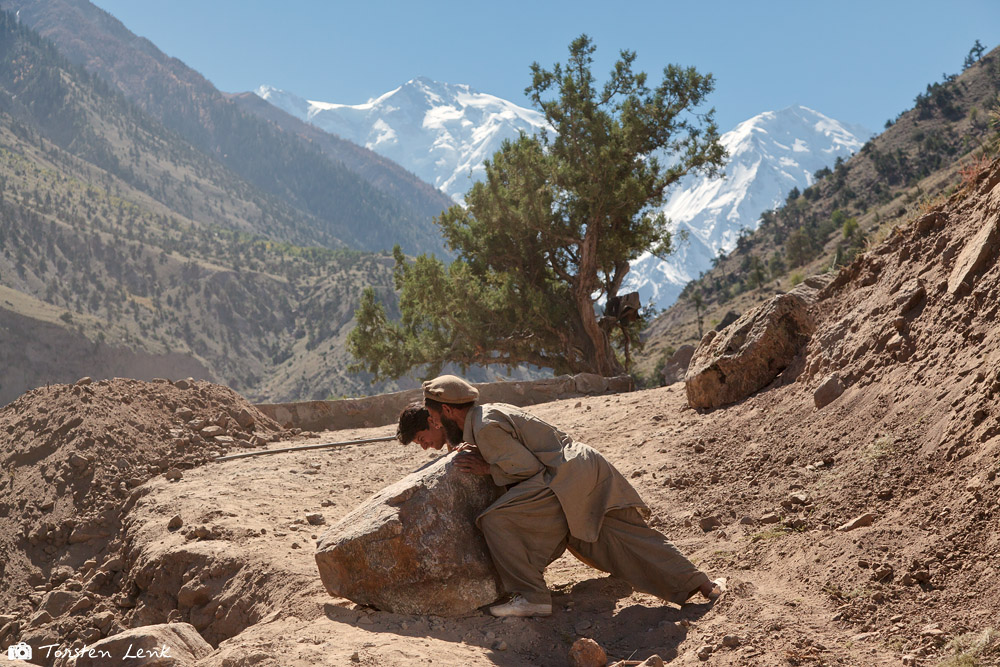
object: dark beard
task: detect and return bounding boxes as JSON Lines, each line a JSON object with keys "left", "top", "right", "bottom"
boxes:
{"left": 441, "top": 415, "right": 464, "bottom": 446}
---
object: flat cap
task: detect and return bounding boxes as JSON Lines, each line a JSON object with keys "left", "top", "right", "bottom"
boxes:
{"left": 422, "top": 374, "right": 479, "bottom": 403}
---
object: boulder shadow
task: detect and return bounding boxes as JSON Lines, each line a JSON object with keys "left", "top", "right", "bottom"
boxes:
{"left": 318, "top": 574, "right": 708, "bottom": 666}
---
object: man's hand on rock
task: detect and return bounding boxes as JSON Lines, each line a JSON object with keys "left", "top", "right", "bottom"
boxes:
{"left": 453, "top": 446, "right": 490, "bottom": 475}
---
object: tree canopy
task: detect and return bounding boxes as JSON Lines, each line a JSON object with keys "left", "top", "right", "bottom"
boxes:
{"left": 349, "top": 35, "right": 725, "bottom": 380}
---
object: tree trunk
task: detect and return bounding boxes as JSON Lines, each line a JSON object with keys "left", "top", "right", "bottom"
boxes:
{"left": 574, "top": 224, "right": 625, "bottom": 377}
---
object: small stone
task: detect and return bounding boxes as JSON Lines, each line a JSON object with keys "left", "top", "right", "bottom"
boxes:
{"left": 102, "top": 556, "right": 124, "bottom": 572}
{"left": 164, "top": 468, "right": 183, "bottom": 481}
{"left": 175, "top": 407, "right": 195, "bottom": 421}
{"left": 69, "top": 453, "right": 90, "bottom": 469}
{"left": 697, "top": 644, "right": 713, "bottom": 660}
{"left": 568, "top": 637, "right": 606, "bottom": 667}
{"left": 693, "top": 443, "right": 706, "bottom": 453}
{"left": 68, "top": 596, "right": 93, "bottom": 614}
{"left": 494, "top": 640, "right": 508, "bottom": 651}
{"left": 637, "top": 656, "right": 665, "bottom": 667}
{"left": 236, "top": 408, "right": 256, "bottom": 430}
{"left": 814, "top": 373, "right": 845, "bottom": 408}
{"left": 201, "top": 425, "right": 224, "bottom": 438}
{"left": 872, "top": 565, "right": 894, "bottom": 581}
{"left": 738, "top": 516, "right": 755, "bottom": 525}
{"left": 306, "top": 513, "right": 326, "bottom": 526}
{"left": 876, "top": 489, "right": 893, "bottom": 500}
{"left": 838, "top": 513, "right": 875, "bottom": 532}
{"left": 168, "top": 515, "right": 183, "bottom": 531}
{"left": 174, "top": 379, "right": 192, "bottom": 390}
{"left": 789, "top": 492, "right": 810, "bottom": 505}
{"left": 350, "top": 652, "right": 360, "bottom": 662}
{"left": 759, "top": 512, "right": 781, "bottom": 524}
{"left": 699, "top": 516, "right": 722, "bottom": 532}
{"left": 75, "top": 376, "right": 93, "bottom": 386}
{"left": 721, "top": 635, "right": 740, "bottom": 648}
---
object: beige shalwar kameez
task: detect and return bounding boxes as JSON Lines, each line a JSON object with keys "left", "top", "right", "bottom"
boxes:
{"left": 462, "top": 403, "right": 709, "bottom": 606}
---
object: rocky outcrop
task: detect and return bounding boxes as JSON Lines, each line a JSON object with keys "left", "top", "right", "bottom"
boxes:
{"left": 660, "top": 345, "right": 695, "bottom": 386}
{"left": 685, "top": 293, "right": 815, "bottom": 409}
{"left": 947, "top": 215, "right": 1000, "bottom": 295}
{"left": 315, "top": 453, "right": 505, "bottom": 616}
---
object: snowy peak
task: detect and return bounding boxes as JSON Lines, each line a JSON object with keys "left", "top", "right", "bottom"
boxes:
{"left": 256, "top": 79, "right": 548, "bottom": 201}
{"left": 624, "top": 105, "right": 871, "bottom": 309}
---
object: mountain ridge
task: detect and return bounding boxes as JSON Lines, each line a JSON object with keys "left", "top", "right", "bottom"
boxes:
{"left": 624, "top": 104, "right": 870, "bottom": 309}
{"left": 256, "top": 78, "right": 548, "bottom": 202}
{"left": 1, "top": 0, "right": 449, "bottom": 256}
{"left": 634, "top": 44, "right": 1000, "bottom": 383}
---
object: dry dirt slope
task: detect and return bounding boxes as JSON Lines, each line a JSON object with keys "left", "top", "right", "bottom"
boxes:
{"left": 3, "top": 159, "right": 1000, "bottom": 665}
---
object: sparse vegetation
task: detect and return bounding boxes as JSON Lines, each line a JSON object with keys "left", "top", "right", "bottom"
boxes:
{"left": 941, "top": 629, "right": 999, "bottom": 667}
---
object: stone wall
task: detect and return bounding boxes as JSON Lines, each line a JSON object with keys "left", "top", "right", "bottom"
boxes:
{"left": 255, "top": 374, "right": 633, "bottom": 431}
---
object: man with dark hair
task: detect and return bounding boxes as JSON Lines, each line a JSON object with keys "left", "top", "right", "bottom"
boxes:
{"left": 396, "top": 403, "right": 450, "bottom": 451}
{"left": 414, "top": 374, "right": 723, "bottom": 618}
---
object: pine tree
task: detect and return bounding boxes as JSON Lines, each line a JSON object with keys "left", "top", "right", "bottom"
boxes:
{"left": 350, "top": 35, "right": 724, "bottom": 379}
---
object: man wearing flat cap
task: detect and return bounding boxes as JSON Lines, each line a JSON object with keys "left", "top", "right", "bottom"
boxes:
{"left": 400, "top": 374, "right": 721, "bottom": 618}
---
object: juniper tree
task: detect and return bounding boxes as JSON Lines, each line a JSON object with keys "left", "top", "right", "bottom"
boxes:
{"left": 350, "top": 35, "right": 725, "bottom": 379}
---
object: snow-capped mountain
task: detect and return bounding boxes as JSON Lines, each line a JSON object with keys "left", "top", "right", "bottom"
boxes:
{"left": 256, "top": 78, "right": 547, "bottom": 202}
{"left": 622, "top": 105, "right": 871, "bottom": 310}
{"left": 258, "top": 80, "right": 868, "bottom": 310}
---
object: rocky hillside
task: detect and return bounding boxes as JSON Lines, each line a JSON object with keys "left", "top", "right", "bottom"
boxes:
{"left": 0, "top": 0, "right": 449, "bottom": 256}
{"left": 635, "top": 42, "right": 1000, "bottom": 383}
{"left": 2, "top": 155, "right": 1000, "bottom": 665}
{"left": 0, "top": 11, "right": 412, "bottom": 405}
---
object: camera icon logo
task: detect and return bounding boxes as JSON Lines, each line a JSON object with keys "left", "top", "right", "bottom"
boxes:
{"left": 7, "top": 642, "right": 32, "bottom": 661}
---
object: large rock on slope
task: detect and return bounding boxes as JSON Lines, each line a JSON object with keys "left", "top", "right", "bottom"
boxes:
{"left": 660, "top": 344, "right": 696, "bottom": 386}
{"left": 315, "top": 452, "right": 505, "bottom": 616}
{"left": 685, "top": 293, "right": 815, "bottom": 409}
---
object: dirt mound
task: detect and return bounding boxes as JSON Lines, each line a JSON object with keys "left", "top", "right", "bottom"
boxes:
{"left": 0, "top": 377, "right": 285, "bottom": 652}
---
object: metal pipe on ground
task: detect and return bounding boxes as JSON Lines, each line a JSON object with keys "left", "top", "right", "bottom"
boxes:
{"left": 213, "top": 434, "right": 397, "bottom": 462}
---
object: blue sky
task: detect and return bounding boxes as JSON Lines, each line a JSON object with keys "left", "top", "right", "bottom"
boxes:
{"left": 91, "top": 0, "right": 996, "bottom": 134}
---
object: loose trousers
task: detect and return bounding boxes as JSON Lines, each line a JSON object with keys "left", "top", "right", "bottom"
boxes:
{"left": 479, "top": 487, "right": 708, "bottom": 605}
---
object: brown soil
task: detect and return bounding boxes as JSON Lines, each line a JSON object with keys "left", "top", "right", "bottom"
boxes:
{"left": 3, "top": 162, "right": 1000, "bottom": 665}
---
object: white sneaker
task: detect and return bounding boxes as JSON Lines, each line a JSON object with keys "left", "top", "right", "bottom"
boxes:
{"left": 489, "top": 595, "right": 552, "bottom": 617}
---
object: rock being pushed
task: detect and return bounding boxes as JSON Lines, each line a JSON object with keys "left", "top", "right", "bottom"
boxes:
{"left": 315, "top": 452, "right": 504, "bottom": 616}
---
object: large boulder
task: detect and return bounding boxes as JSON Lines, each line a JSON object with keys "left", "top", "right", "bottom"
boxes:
{"left": 685, "top": 293, "right": 815, "bottom": 409}
{"left": 315, "top": 452, "right": 505, "bottom": 616}
{"left": 660, "top": 344, "right": 695, "bottom": 386}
